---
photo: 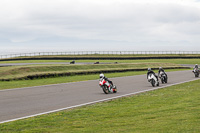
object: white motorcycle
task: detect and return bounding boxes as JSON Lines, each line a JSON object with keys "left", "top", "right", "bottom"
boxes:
{"left": 99, "top": 78, "right": 117, "bottom": 94}
{"left": 148, "top": 73, "right": 159, "bottom": 87}
{"left": 192, "top": 68, "right": 199, "bottom": 77}
{"left": 159, "top": 72, "right": 168, "bottom": 84}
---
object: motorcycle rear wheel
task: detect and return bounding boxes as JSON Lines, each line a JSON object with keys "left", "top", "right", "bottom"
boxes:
{"left": 165, "top": 77, "right": 168, "bottom": 83}
{"left": 161, "top": 77, "right": 164, "bottom": 83}
{"left": 195, "top": 73, "right": 199, "bottom": 77}
{"left": 113, "top": 85, "right": 117, "bottom": 93}
{"left": 157, "top": 81, "right": 159, "bottom": 86}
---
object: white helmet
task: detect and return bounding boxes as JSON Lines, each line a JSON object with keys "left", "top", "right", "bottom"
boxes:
{"left": 99, "top": 73, "right": 104, "bottom": 79}
{"left": 159, "top": 67, "right": 162, "bottom": 70}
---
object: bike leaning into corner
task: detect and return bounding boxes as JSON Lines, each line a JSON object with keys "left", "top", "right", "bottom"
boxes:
{"left": 158, "top": 67, "right": 168, "bottom": 83}
{"left": 99, "top": 73, "right": 117, "bottom": 94}
{"left": 192, "top": 64, "right": 200, "bottom": 77}
{"left": 147, "top": 68, "right": 159, "bottom": 87}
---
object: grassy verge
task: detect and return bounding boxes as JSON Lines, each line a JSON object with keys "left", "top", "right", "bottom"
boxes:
{"left": 0, "top": 79, "right": 199, "bottom": 132}
{"left": 67, "top": 58, "right": 200, "bottom": 65}
{"left": 70, "top": 59, "right": 200, "bottom": 65}
{"left": 0, "top": 58, "right": 200, "bottom": 64}
{"left": 0, "top": 63, "right": 182, "bottom": 80}
{"left": 0, "top": 69, "right": 188, "bottom": 90}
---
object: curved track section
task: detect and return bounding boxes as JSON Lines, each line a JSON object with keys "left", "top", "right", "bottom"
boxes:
{"left": 0, "top": 70, "right": 198, "bottom": 123}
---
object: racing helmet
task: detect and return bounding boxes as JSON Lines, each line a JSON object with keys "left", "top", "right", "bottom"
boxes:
{"left": 195, "top": 64, "right": 198, "bottom": 68}
{"left": 99, "top": 73, "right": 104, "bottom": 79}
{"left": 148, "top": 68, "right": 151, "bottom": 71}
{"left": 159, "top": 67, "right": 162, "bottom": 70}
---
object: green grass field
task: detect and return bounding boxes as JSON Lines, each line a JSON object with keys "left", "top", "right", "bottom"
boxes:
{"left": 0, "top": 58, "right": 200, "bottom": 64}
{"left": 0, "top": 62, "right": 182, "bottom": 80}
{"left": 0, "top": 57, "right": 199, "bottom": 132}
{"left": 0, "top": 69, "right": 188, "bottom": 90}
{"left": 0, "top": 58, "right": 193, "bottom": 89}
{"left": 0, "top": 79, "right": 199, "bottom": 132}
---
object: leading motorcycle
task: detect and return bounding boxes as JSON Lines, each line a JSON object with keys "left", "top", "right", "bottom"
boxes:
{"left": 192, "top": 68, "right": 199, "bottom": 77}
{"left": 99, "top": 78, "right": 117, "bottom": 94}
{"left": 148, "top": 73, "right": 159, "bottom": 87}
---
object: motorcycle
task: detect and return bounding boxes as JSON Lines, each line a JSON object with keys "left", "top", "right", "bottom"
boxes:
{"left": 148, "top": 73, "right": 159, "bottom": 87}
{"left": 159, "top": 72, "right": 168, "bottom": 84}
{"left": 99, "top": 78, "right": 117, "bottom": 94}
{"left": 192, "top": 68, "right": 199, "bottom": 77}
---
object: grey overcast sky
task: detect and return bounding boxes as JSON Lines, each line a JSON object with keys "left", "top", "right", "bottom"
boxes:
{"left": 0, "top": 0, "right": 200, "bottom": 54}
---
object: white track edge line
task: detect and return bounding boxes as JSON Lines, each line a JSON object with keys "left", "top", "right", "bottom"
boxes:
{"left": 0, "top": 78, "right": 198, "bottom": 124}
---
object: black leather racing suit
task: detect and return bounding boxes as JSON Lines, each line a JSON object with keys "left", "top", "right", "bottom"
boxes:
{"left": 158, "top": 68, "right": 167, "bottom": 78}
{"left": 103, "top": 77, "right": 113, "bottom": 86}
{"left": 147, "top": 70, "right": 158, "bottom": 80}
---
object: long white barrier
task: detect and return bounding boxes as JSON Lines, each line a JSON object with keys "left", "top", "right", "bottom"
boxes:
{"left": 1, "top": 51, "right": 200, "bottom": 59}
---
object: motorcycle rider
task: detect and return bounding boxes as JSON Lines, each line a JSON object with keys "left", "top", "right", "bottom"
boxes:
{"left": 193, "top": 64, "right": 199, "bottom": 69}
{"left": 147, "top": 68, "right": 158, "bottom": 81}
{"left": 99, "top": 73, "right": 113, "bottom": 92}
{"left": 193, "top": 64, "right": 199, "bottom": 72}
{"left": 195, "top": 64, "right": 198, "bottom": 68}
{"left": 158, "top": 67, "right": 167, "bottom": 78}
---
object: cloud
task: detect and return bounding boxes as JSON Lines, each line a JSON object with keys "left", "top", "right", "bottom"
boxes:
{"left": 0, "top": 0, "right": 200, "bottom": 52}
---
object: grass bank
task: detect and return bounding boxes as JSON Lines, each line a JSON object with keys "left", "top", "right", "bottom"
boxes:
{"left": 0, "top": 63, "right": 183, "bottom": 81}
{"left": 71, "top": 59, "right": 200, "bottom": 65}
{"left": 0, "top": 69, "right": 188, "bottom": 90}
{"left": 0, "top": 79, "right": 199, "bottom": 132}
{"left": 0, "top": 58, "right": 200, "bottom": 65}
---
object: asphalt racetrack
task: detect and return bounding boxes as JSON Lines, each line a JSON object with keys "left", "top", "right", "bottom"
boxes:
{"left": 0, "top": 70, "right": 198, "bottom": 123}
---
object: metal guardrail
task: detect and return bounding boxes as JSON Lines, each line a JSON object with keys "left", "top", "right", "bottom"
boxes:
{"left": 1, "top": 51, "right": 200, "bottom": 59}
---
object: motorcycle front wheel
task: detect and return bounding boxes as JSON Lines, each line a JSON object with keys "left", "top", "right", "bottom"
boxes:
{"left": 151, "top": 79, "right": 155, "bottom": 87}
{"left": 102, "top": 86, "right": 109, "bottom": 94}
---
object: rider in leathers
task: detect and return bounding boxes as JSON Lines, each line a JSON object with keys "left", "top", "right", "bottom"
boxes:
{"left": 147, "top": 68, "right": 158, "bottom": 81}
{"left": 193, "top": 64, "right": 199, "bottom": 69}
{"left": 99, "top": 73, "right": 113, "bottom": 92}
{"left": 158, "top": 67, "right": 167, "bottom": 78}
{"left": 193, "top": 64, "right": 199, "bottom": 72}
